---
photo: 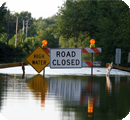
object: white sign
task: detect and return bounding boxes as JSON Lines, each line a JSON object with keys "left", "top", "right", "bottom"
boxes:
{"left": 115, "top": 48, "right": 121, "bottom": 65}
{"left": 50, "top": 48, "right": 82, "bottom": 68}
{"left": 128, "top": 52, "right": 130, "bottom": 63}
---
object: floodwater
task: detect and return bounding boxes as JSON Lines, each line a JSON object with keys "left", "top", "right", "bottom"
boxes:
{"left": 0, "top": 66, "right": 130, "bottom": 120}
{"left": 0, "top": 56, "right": 130, "bottom": 120}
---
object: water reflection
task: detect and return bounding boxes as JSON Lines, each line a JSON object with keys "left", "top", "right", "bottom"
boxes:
{"left": 48, "top": 76, "right": 100, "bottom": 119}
{"left": 0, "top": 74, "right": 130, "bottom": 120}
{"left": 48, "top": 77, "right": 81, "bottom": 102}
{"left": 88, "top": 97, "right": 93, "bottom": 117}
{"left": 27, "top": 74, "right": 48, "bottom": 109}
{"left": 106, "top": 76, "right": 112, "bottom": 95}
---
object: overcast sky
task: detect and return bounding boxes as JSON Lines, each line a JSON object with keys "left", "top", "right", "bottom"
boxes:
{"left": 0, "top": 0, "right": 66, "bottom": 19}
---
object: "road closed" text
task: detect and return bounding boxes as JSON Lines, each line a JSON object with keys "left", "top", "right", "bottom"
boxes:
{"left": 52, "top": 59, "right": 80, "bottom": 66}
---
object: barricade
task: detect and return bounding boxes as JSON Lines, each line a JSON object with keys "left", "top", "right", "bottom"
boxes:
{"left": 43, "top": 48, "right": 102, "bottom": 67}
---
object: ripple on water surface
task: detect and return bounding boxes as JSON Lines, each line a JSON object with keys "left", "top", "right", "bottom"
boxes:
{"left": 0, "top": 74, "right": 130, "bottom": 120}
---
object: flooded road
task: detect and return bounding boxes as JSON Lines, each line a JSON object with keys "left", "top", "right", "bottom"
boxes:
{"left": 0, "top": 65, "right": 130, "bottom": 76}
{"left": 0, "top": 73, "right": 130, "bottom": 120}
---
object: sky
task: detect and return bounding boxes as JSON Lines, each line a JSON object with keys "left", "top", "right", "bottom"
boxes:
{"left": 0, "top": 0, "right": 66, "bottom": 19}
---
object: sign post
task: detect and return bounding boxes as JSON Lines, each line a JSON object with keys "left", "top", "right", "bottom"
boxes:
{"left": 90, "top": 39, "right": 95, "bottom": 77}
{"left": 91, "top": 53, "right": 93, "bottom": 76}
{"left": 128, "top": 52, "right": 130, "bottom": 63}
{"left": 115, "top": 48, "right": 121, "bottom": 66}
{"left": 42, "top": 40, "right": 48, "bottom": 76}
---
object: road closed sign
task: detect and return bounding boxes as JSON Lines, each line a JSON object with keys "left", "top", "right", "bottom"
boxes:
{"left": 50, "top": 48, "right": 82, "bottom": 68}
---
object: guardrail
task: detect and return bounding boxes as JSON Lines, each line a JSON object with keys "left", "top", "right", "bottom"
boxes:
{"left": 106, "top": 62, "right": 130, "bottom": 76}
{"left": 0, "top": 62, "right": 28, "bottom": 69}
{"left": 0, "top": 62, "right": 28, "bottom": 74}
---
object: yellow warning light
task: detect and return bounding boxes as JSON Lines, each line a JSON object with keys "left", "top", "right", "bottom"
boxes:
{"left": 90, "top": 39, "right": 95, "bottom": 48}
{"left": 42, "top": 40, "right": 48, "bottom": 48}
{"left": 90, "top": 39, "right": 95, "bottom": 44}
{"left": 42, "top": 40, "right": 48, "bottom": 46}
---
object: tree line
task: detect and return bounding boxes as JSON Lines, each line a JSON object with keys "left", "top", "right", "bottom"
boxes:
{"left": 0, "top": 0, "right": 130, "bottom": 66}
{"left": 0, "top": 2, "right": 59, "bottom": 58}
{"left": 55, "top": 0, "right": 130, "bottom": 66}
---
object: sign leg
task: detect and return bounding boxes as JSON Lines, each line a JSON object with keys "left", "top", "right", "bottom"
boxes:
{"left": 91, "top": 53, "right": 93, "bottom": 76}
{"left": 22, "top": 62, "right": 25, "bottom": 74}
{"left": 91, "top": 53, "right": 93, "bottom": 96}
{"left": 43, "top": 69, "right": 45, "bottom": 77}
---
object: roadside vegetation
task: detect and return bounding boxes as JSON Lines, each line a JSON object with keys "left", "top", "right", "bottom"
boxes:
{"left": 0, "top": 0, "right": 130, "bottom": 66}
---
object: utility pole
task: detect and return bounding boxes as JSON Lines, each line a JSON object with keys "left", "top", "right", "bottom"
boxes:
{"left": 15, "top": 17, "right": 18, "bottom": 48}
{"left": 26, "top": 21, "right": 28, "bottom": 38}
{"left": 7, "top": 10, "right": 10, "bottom": 48}
{"left": 22, "top": 20, "right": 24, "bottom": 42}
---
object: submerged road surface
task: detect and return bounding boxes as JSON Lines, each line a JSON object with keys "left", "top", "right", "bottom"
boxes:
{"left": 0, "top": 65, "right": 130, "bottom": 76}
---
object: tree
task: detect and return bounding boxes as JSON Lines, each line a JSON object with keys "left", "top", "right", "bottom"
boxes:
{"left": 0, "top": 2, "right": 7, "bottom": 36}
{"left": 35, "top": 25, "right": 59, "bottom": 48}
{"left": 94, "top": 1, "right": 130, "bottom": 66}
{"left": 56, "top": 0, "right": 130, "bottom": 66}
{"left": 7, "top": 11, "right": 33, "bottom": 39}
{"left": 56, "top": 0, "right": 81, "bottom": 47}
{"left": 56, "top": 0, "right": 99, "bottom": 48}
{"left": 28, "top": 15, "right": 58, "bottom": 37}
{"left": 20, "top": 37, "right": 35, "bottom": 54}
{"left": 0, "top": 33, "right": 8, "bottom": 42}
{"left": 9, "top": 29, "right": 25, "bottom": 47}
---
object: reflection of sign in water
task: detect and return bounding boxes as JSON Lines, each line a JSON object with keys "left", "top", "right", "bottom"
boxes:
{"left": 26, "top": 46, "right": 50, "bottom": 73}
{"left": 88, "top": 97, "right": 93, "bottom": 117}
{"left": 49, "top": 78, "right": 81, "bottom": 104}
{"left": 106, "top": 76, "right": 112, "bottom": 95}
{"left": 48, "top": 78, "right": 100, "bottom": 107}
{"left": 27, "top": 74, "right": 48, "bottom": 108}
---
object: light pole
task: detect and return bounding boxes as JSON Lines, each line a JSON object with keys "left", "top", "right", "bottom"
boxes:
{"left": 7, "top": 10, "right": 9, "bottom": 48}
{"left": 26, "top": 20, "right": 28, "bottom": 38}
{"left": 22, "top": 20, "right": 24, "bottom": 42}
{"left": 15, "top": 17, "right": 25, "bottom": 48}
{"left": 15, "top": 16, "right": 18, "bottom": 48}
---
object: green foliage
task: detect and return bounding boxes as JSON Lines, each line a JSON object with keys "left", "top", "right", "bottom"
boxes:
{"left": 56, "top": 0, "right": 130, "bottom": 66}
{"left": 0, "top": 11, "right": 59, "bottom": 58}
{"left": 35, "top": 25, "right": 59, "bottom": 48}
{"left": 56, "top": 0, "right": 80, "bottom": 46}
{"left": 0, "top": 41, "right": 26, "bottom": 58}
{"left": 9, "top": 29, "right": 25, "bottom": 47}
{"left": 0, "top": 2, "right": 7, "bottom": 36}
{"left": 28, "top": 15, "right": 58, "bottom": 37}
{"left": 0, "top": 42, "right": 7, "bottom": 57}
{"left": 94, "top": 1, "right": 130, "bottom": 66}
{"left": 0, "top": 33, "right": 8, "bottom": 42}
{"left": 4, "top": 11, "right": 33, "bottom": 40}
{"left": 55, "top": 0, "right": 98, "bottom": 48}
{"left": 1, "top": 0, "right": 130, "bottom": 67}
{"left": 20, "top": 37, "right": 35, "bottom": 54}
